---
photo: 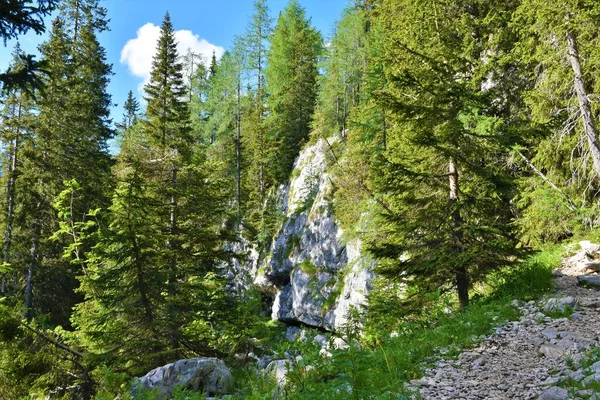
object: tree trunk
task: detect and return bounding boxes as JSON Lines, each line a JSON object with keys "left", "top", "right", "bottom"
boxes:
{"left": 566, "top": 31, "right": 600, "bottom": 180}
{"left": 449, "top": 157, "right": 468, "bottom": 308}
{"left": 382, "top": 108, "right": 387, "bottom": 151}
{"left": 517, "top": 150, "right": 577, "bottom": 211}
{"left": 168, "top": 164, "right": 177, "bottom": 293}
{"left": 236, "top": 75, "right": 242, "bottom": 214}
{"left": 23, "top": 223, "right": 40, "bottom": 320}
{"left": 167, "top": 163, "right": 178, "bottom": 350}
{"left": 1, "top": 100, "right": 21, "bottom": 294}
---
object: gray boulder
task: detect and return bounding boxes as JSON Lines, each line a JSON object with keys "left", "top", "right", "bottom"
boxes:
{"left": 538, "top": 386, "right": 569, "bottom": 400}
{"left": 543, "top": 297, "right": 578, "bottom": 313}
{"left": 539, "top": 343, "right": 565, "bottom": 358}
{"left": 578, "top": 275, "right": 600, "bottom": 288}
{"left": 131, "top": 358, "right": 234, "bottom": 399}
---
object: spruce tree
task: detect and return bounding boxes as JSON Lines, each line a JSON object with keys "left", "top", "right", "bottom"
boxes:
{"left": 368, "top": 0, "right": 527, "bottom": 308}
{"left": 72, "top": 13, "right": 237, "bottom": 373}
{"left": 0, "top": 44, "right": 36, "bottom": 296}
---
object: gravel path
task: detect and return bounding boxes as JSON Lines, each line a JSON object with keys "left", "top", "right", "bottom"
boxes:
{"left": 408, "top": 243, "right": 600, "bottom": 400}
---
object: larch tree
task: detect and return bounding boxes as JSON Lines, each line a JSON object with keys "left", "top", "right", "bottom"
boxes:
{"left": 511, "top": 0, "right": 600, "bottom": 243}
{"left": 244, "top": 0, "right": 273, "bottom": 210}
{"left": 265, "top": 0, "right": 322, "bottom": 182}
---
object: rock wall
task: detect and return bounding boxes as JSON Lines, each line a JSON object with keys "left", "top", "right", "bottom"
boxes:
{"left": 224, "top": 137, "right": 375, "bottom": 331}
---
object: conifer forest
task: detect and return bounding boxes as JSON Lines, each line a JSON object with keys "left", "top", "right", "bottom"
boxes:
{"left": 2, "top": 0, "right": 600, "bottom": 399}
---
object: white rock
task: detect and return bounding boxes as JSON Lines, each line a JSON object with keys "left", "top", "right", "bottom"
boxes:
{"left": 266, "top": 360, "right": 292, "bottom": 387}
{"left": 539, "top": 344, "right": 565, "bottom": 358}
{"left": 537, "top": 386, "right": 569, "bottom": 400}
{"left": 131, "top": 358, "right": 234, "bottom": 399}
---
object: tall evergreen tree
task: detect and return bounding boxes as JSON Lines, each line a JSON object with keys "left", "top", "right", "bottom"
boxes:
{"left": 118, "top": 89, "right": 140, "bottom": 132}
{"left": 314, "top": 6, "right": 367, "bottom": 137}
{"left": 243, "top": 0, "right": 274, "bottom": 213}
{"left": 0, "top": 44, "right": 36, "bottom": 296}
{"left": 71, "top": 13, "right": 238, "bottom": 374}
{"left": 266, "top": 0, "right": 322, "bottom": 182}
{"left": 368, "top": 0, "right": 527, "bottom": 308}
{"left": 510, "top": 0, "right": 600, "bottom": 243}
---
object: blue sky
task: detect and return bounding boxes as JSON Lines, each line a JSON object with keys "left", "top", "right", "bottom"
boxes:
{"left": 0, "top": 0, "right": 350, "bottom": 124}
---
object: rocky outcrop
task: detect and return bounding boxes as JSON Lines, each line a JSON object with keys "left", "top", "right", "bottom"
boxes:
{"left": 131, "top": 358, "right": 234, "bottom": 399}
{"left": 223, "top": 136, "right": 375, "bottom": 331}
{"left": 255, "top": 137, "right": 375, "bottom": 331}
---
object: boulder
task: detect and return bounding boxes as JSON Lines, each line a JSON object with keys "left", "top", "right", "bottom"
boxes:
{"left": 543, "top": 297, "right": 578, "bottom": 313}
{"left": 131, "top": 358, "right": 234, "bottom": 399}
{"left": 538, "top": 344, "right": 565, "bottom": 358}
{"left": 582, "top": 373, "right": 600, "bottom": 386}
{"left": 578, "top": 275, "right": 600, "bottom": 288}
{"left": 537, "top": 386, "right": 569, "bottom": 400}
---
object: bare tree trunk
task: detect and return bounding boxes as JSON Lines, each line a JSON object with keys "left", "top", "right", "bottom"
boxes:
{"left": 566, "top": 31, "right": 600, "bottom": 180}
{"left": 449, "top": 157, "right": 468, "bottom": 308}
{"left": 1, "top": 101, "right": 21, "bottom": 294}
{"left": 517, "top": 150, "right": 577, "bottom": 211}
{"left": 236, "top": 75, "right": 242, "bottom": 214}
{"left": 167, "top": 163, "right": 178, "bottom": 350}
{"left": 382, "top": 108, "right": 387, "bottom": 151}
{"left": 23, "top": 223, "right": 40, "bottom": 320}
{"left": 168, "top": 164, "right": 177, "bottom": 292}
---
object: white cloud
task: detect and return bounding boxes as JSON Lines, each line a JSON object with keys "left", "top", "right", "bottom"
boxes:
{"left": 120, "top": 23, "right": 225, "bottom": 91}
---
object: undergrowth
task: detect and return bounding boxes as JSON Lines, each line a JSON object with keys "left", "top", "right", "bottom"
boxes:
{"left": 103, "top": 246, "right": 564, "bottom": 399}
{"left": 233, "top": 245, "right": 563, "bottom": 399}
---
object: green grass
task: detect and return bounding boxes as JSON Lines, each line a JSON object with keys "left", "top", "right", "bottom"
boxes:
{"left": 557, "top": 346, "right": 600, "bottom": 398}
{"left": 233, "top": 245, "right": 563, "bottom": 399}
{"left": 299, "top": 259, "right": 318, "bottom": 276}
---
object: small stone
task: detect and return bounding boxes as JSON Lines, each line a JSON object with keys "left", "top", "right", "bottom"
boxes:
{"left": 556, "top": 339, "right": 574, "bottom": 350}
{"left": 570, "top": 370, "right": 584, "bottom": 381}
{"left": 578, "top": 389, "right": 595, "bottom": 397}
{"left": 285, "top": 326, "right": 302, "bottom": 342}
{"left": 578, "top": 275, "right": 600, "bottom": 288}
{"left": 582, "top": 373, "right": 600, "bottom": 386}
{"left": 528, "top": 336, "right": 545, "bottom": 346}
{"left": 584, "top": 260, "right": 600, "bottom": 272}
{"left": 472, "top": 358, "right": 486, "bottom": 369}
{"left": 590, "top": 361, "right": 600, "bottom": 373}
{"left": 583, "top": 300, "right": 600, "bottom": 308}
{"left": 552, "top": 269, "right": 564, "bottom": 277}
{"left": 332, "top": 337, "right": 349, "bottom": 350}
{"left": 570, "top": 313, "right": 584, "bottom": 320}
{"left": 413, "top": 377, "right": 435, "bottom": 387}
{"left": 540, "top": 377, "right": 560, "bottom": 386}
{"left": 539, "top": 343, "right": 565, "bottom": 358}
{"left": 537, "top": 386, "right": 569, "bottom": 400}
{"left": 541, "top": 328, "right": 557, "bottom": 340}
{"left": 312, "top": 334, "right": 328, "bottom": 348}
{"left": 266, "top": 360, "right": 291, "bottom": 387}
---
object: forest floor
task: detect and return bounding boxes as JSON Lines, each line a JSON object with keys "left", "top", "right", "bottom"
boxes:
{"left": 409, "top": 245, "right": 600, "bottom": 400}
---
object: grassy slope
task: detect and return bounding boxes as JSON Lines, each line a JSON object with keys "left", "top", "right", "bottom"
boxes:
{"left": 233, "top": 246, "right": 563, "bottom": 399}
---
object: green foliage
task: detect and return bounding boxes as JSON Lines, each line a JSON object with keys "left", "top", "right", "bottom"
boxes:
{"left": 485, "top": 245, "right": 562, "bottom": 301}
{"left": 266, "top": 0, "right": 322, "bottom": 182}
{"left": 366, "top": 0, "right": 530, "bottom": 308}
{"left": 298, "top": 259, "right": 318, "bottom": 276}
{"left": 313, "top": 6, "right": 368, "bottom": 138}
